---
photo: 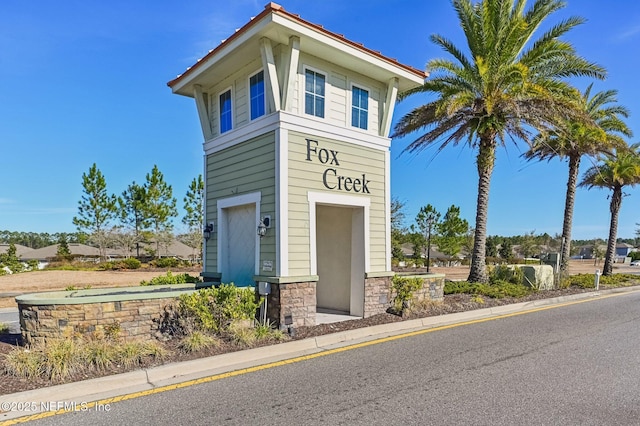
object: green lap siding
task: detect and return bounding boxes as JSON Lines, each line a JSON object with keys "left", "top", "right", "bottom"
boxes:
{"left": 205, "top": 132, "right": 276, "bottom": 273}
{"left": 287, "top": 130, "right": 388, "bottom": 275}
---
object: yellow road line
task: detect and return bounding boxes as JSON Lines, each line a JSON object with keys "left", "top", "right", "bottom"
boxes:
{"left": 1, "top": 290, "right": 635, "bottom": 425}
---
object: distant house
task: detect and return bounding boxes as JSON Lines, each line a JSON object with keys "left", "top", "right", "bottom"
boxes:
{"left": 0, "top": 243, "right": 33, "bottom": 259}
{"left": 398, "top": 242, "right": 462, "bottom": 266}
{"left": 616, "top": 243, "right": 637, "bottom": 258}
{"left": 577, "top": 245, "right": 606, "bottom": 259}
{"left": 577, "top": 243, "right": 636, "bottom": 262}
{"left": 137, "top": 240, "right": 197, "bottom": 261}
{"left": 19, "top": 243, "right": 102, "bottom": 265}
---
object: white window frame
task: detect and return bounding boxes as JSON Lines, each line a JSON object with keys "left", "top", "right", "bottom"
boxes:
{"left": 302, "top": 65, "right": 327, "bottom": 119}
{"left": 350, "top": 83, "right": 370, "bottom": 131}
{"left": 248, "top": 69, "right": 266, "bottom": 121}
{"left": 218, "top": 86, "right": 233, "bottom": 134}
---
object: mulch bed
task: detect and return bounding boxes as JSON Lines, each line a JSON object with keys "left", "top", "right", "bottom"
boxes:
{"left": 0, "top": 285, "right": 616, "bottom": 396}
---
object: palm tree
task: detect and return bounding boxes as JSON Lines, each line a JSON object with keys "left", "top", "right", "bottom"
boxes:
{"left": 392, "top": 0, "right": 605, "bottom": 283}
{"left": 580, "top": 144, "right": 640, "bottom": 275}
{"left": 524, "top": 85, "right": 631, "bottom": 278}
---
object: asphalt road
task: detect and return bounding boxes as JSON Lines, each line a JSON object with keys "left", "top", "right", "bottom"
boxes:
{"left": 0, "top": 309, "right": 19, "bottom": 334}
{"left": 26, "top": 291, "right": 640, "bottom": 425}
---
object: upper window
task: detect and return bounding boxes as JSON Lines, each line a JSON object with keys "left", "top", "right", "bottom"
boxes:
{"left": 351, "top": 86, "right": 368, "bottom": 130}
{"left": 305, "top": 69, "right": 325, "bottom": 118}
{"left": 249, "top": 71, "right": 265, "bottom": 120}
{"left": 219, "top": 89, "right": 232, "bottom": 133}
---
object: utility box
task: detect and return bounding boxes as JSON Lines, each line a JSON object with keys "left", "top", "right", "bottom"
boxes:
{"left": 258, "top": 281, "right": 271, "bottom": 296}
{"left": 541, "top": 252, "right": 560, "bottom": 273}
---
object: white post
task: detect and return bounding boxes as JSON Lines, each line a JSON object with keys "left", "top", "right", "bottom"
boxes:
{"left": 595, "top": 269, "right": 602, "bottom": 290}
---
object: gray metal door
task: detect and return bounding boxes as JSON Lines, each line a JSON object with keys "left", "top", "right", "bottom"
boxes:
{"left": 224, "top": 204, "right": 256, "bottom": 286}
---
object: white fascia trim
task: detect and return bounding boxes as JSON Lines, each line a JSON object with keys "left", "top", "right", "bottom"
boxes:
{"left": 276, "top": 128, "right": 289, "bottom": 276}
{"left": 279, "top": 111, "right": 391, "bottom": 151}
{"left": 170, "top": 16, "right": 274, "bottom": 94}
{"left": 217, "top": 192, "right": 262, "bottom": 276}
{"left": 307, "top": 191, "right": 371, "bottom": 275}
{"left": 271, "top": 14, "right": 424, "bottom": 86}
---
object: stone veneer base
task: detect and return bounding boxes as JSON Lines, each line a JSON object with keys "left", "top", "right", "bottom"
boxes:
{"left": 16, "top": 284, "right": 199, "bottom": 344}
{"left": 263, "top": 273, "right": 445, "bottom": 328}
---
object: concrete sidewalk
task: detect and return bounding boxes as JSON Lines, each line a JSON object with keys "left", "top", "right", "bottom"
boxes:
{"left": 1, "top": 286, "right": 638, "bottom": 422}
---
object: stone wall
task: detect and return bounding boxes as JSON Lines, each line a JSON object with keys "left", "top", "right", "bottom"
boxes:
{"left": 265, "top": 274, "right": 444, "bottom": 328}
{"left": 19, "top": 297, "right": 177, "bottom": 345}
{"left": 364, "top": 275, "right": 391, "bottom": 317}
{"left": 410, "top": 274, "right": 445, "bottom": 302}
{"left": 266, "top": 281, "right": 317, "bottom": 328}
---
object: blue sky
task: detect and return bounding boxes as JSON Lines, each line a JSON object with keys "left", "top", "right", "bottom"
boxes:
{"left": 1, "top": 0, "right": 639, "bottom": 240}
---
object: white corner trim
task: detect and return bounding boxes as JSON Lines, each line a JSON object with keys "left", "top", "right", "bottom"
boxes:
{"left": 276, "top": 129, "right": 289, "bottom": 276}
{"left": 384, "top": 150, "right": 391, "bottom": 271}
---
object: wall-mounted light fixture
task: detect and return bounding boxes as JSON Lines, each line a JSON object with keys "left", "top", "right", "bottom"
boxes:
{"left": 257, "top": 215, "right": 271, "bottom": 238}
{"left": 203, "top": 222, "right": 214, "bottom": 241}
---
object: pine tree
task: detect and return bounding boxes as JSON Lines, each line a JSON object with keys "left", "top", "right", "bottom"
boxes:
{"left": 182, "top": 175, "right": 205, "bottom": 262}
{"left": 118, "top": 182, "right": 149, "bottom": 257}
{"left": 142, "top": 165, "right": 178, "bottom": 257}
{"left": 72, "top": 163, "right": 117, "bottom": 259}
{"left": 56, "top": 234, "right": 73, "bottom": 262}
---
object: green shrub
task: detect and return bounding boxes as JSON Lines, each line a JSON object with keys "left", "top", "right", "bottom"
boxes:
{"left": 122, "top": 258, "right": 142, "bottom": 269}
{"left": 444, "top": 280, "right": 533, "bottom": 299}
{"left": 178, "top": 290, "right": 218, "bottom": 332}
{"left": 0, "top": 322, "right": 10, "bottom": 334}
{"left": 227, "top": 323, "right": 257, "bottom": 346}
{"left": 4, "top": 348, "right": 44, "bottom": 379}
{"left": 565, "top": 273, "right": 639, "bottom": 289}
{"left": 213, "top": 284, "right": 261, "bottom": 322}
{"left": 99, "top": 258, "right": 143, "bottom": 270}
{"left": 4, "top": 334, "right": 168, "bottom": 382}
{"left": 563, "top": 274, "right": 595, "bottom": 289}
{"left": 84, "top": 340, "right": 117, "bottom": 370}
{"left": 43, "top": 339, "right": 81, "bottom": 381}
{"left": 489, "top": 265, "right": 524, "bottom": 285}
{"left": 391, "top": 275, "right": 423, "bottom": 312}
{"left": 167, "top": 284, "right": 260, "bottom": 335}
{"left": 46, "top": 261, "right": 96, "bottom": 271}
{"left": 97, "top": 261, "right": 115, "bottom": 270}
{"left": 253, "top": 321, "right": 287, "bottom": 343}
{"left": 151, "top": 257, "right": 186, "bottom": 268}
{"left": 178, "top": 331, "right": 219, "bottom": 353}
{"left": 140, "top": 271, "right": 200, "bottom": 286}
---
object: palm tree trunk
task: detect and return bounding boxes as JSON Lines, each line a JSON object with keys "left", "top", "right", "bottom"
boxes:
{"left": 603, "top": 186, "right": 622, "bottom": 275}
{"left": 560, "top": 154, "right": 580, "bottom": 278}
{"left": 467, "top": 139, "right": 495, "bottom": 283}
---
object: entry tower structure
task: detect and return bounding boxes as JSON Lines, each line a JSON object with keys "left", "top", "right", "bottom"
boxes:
{"left": 168, "top": 2, "right": 425, "bottom": 326}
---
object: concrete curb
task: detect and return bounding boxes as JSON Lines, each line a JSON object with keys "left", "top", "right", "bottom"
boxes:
{"left": 2, "top": 286, "right": 639, "bottom": 421}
